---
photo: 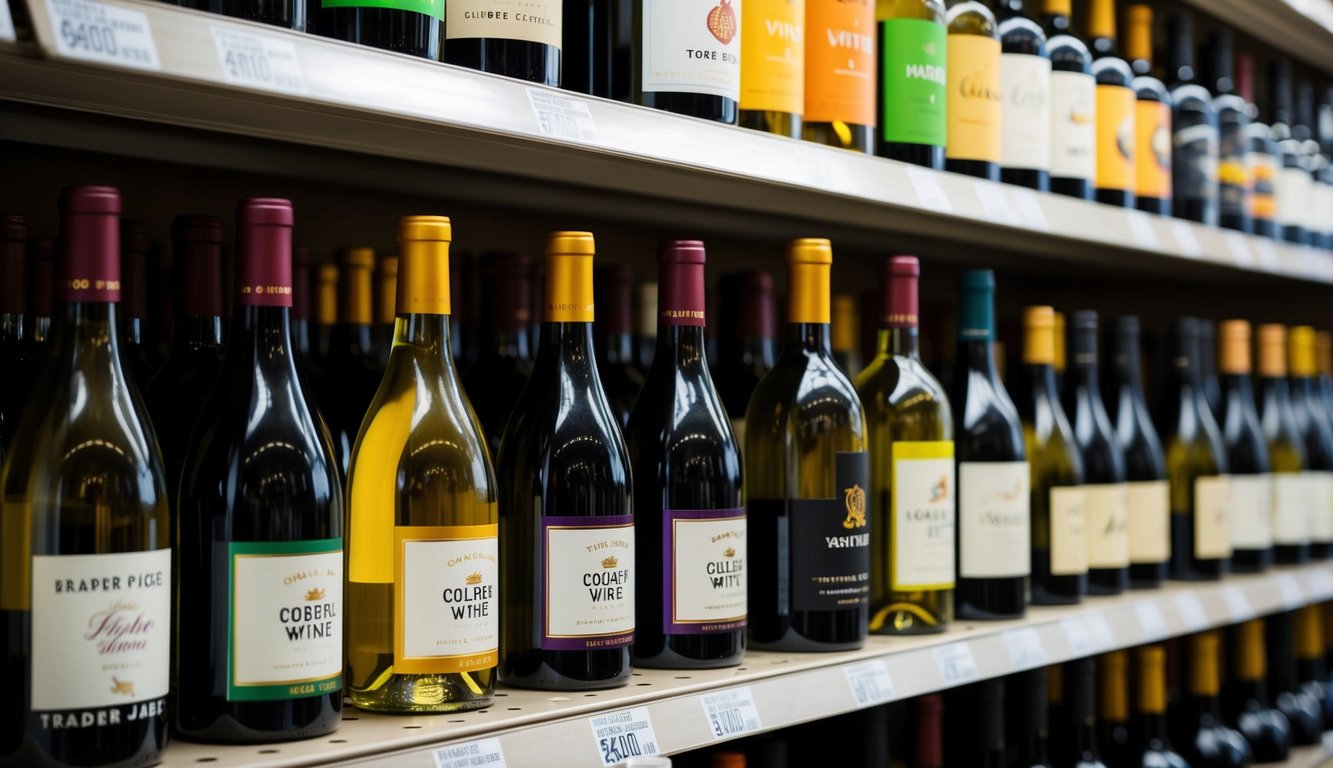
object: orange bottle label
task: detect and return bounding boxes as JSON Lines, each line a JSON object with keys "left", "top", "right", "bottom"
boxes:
{"left": 1134, "top": 100, "right": 1171, "bottom": 200}
{"left": 803, "top": 0, "right": 875, "bottom": 126}
{"left": 1096, "top": 84, "right": 1135, "bottom": 192}
{"left": 1250, "top": 156, "right": 1278, "bottom": 220}
{"left": 741, "top": 0, "right": 805, "bottom": 114}
{"left": 946, "top": 34, "right": 1001, "bottom": 163}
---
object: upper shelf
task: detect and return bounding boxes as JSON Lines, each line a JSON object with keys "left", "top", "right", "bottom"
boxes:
{"left": 1, "top": 0, "right": 1332, "bottom": 285}
{"left": 1181, "top": 0, "right": 1333, "bottom": 73}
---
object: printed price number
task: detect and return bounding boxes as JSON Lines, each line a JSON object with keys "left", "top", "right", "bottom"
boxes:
{"left": 1002, "top": 628, "right": 1047, "bottom": 671}
{"left": 433, "top": 738, "right": 507, "bottom": 768}
{"left": 844, "top": 660, "right": 895, "bottom": 708}
{"left": 1135, "top": 600, "right": 1170, "bottom": 640}
{"left": 589, "top": 708, "right": 660, "bottom": 768}
{"left": 46, "top": 0, "right": 159, "bottom": 70}
{"left": 212, "top": 27, "right": 306, "bottom": 93}
{"left": 701, "top": 687, "right": 762, "bottom": 739}
{"left": 933, "top": 642, "right": 979, "bottom": 685}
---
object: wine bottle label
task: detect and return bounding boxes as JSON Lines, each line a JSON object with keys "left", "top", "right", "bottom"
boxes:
{"left": 663, "top": 508, "right": 746, "bottom": 634}
{"left": 1276, "top": 165, "right": 1312, "bottom": 227}
{"left": 1135, "top": 101, "right": 1172, "bottom": 201}
{"left": 1248, "top": 151, "right": 1277, "bottom": 221}
{"left": 999, "top": 53, "right": 1051, "bottom": 172}
{"left": 1048, "top": 486, "right": 1087, "bottom": 576}
{"left": 804, "top": 0, "right": 874, "bottom": 126}
{"left": 787, "top": 451, "right": 870, "bottom": 612}
{"left": 1049, "top": 71, "right": 1095, "bottom": 180}
{"left": 958, "top": 461, "right": 1030, "bottom": 578}
{"left": 227, "top": 539, "right": 343, "bottom": 701}
{"left": 1193, "top": 475, "right": 1231, "bottom": 560}
{"left": 1095, "top": 84, "right": 1135, "bottom": 192}
{"left": 1127, "top": 479, "right": 1170, "bottom": 563}
{"left": 945, "top": 34, "right": 1001, "bottom": 163}
{"left": 1311, "top": 472, "right": 1333, "bottom": 543}
{"left": 1085, "top": 483, "right": 1129, "bottom": 568}
{"left": 1228, "top": 474, "right": 1274, "bottom": 549}
{"left": 890, "top": 441, "right": 955, "bottom": 591}
{"left": 30, "top": 549, "right": 170, "bottom": 722}
{"left": 541, "top": 516, "right": 635, "bottom": 651}
{"left": 446, "top": 0, "right": 559, "bottom": 46}
{"left": 1218, "top": 119, "right": 1248, "bottom": 221}
{"left": 1270, "top": 472, "right": 1305, "bottom": 545}
{"left": 321, "top": 0, "right": 443, "bottom": 17}
{"left": 740, "top": 0, "right": 803, "bottom": 114}
{"left": 395, "top": 525, "right": 499, "bottom": 673}
{"left": 878, "top": 18, "right": 945, "bottom": 146}
{"left": 1172, "top": 108, "right": 1219, "bottom": 205}
{"left": 642, "top": 0, "right": 742, "bottom": 101}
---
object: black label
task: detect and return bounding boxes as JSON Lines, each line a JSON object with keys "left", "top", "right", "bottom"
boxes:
{"left": 1173, "top": 112, "right": 1219, "bottom": 203}
{"left": 790, "top": 451, "right": 871, "bottom": 612}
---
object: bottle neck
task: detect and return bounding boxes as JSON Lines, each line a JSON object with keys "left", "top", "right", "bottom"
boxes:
{"left": 539, "top": 320, "right": 597, "bottom": 369}
{"left": 396, "top": 312, "right": 455, "bottom": 361}
{"left": 1026, "top": 361, "right": 1060, "bottom": 401}
{"left": 786, "top": 322, "right": 832, "bottom": 355}
{"left": 51, "top": 301, "right": 123, "bottom": 366}
{"left": 170, "top": 313, "right": 223, "bottom": 353}
{"left": 654, "top": 325, "right": 709, "bottom": 373}
{"left": 739, "top": 334, "right": 776, "bottom": 368}
{"left": 229, "top": 305, "right": 297, "bottom": 365}
{"left": 881, "top": 326, "right": 921, "bottom": 360}
{"left": 600, "top": 329, "right": 636, "bottom": 365}
{"left": 962, "top": 337, "right": 1003, "bottom": 381}
{"left": 1223, "top": 373, "right": 1256, "bottom": 404}
{"left": 484, "top": 326, "right": 531, "bottom": 362}
{"left": 0, "top": 313, "right": 24, "bottom": 342}
{"left": 1071, "top": 360, "right": 1103, "bottom": 400}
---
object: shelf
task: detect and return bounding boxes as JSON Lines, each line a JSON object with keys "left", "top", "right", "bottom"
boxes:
{"left": 151, "top": 563, "right": 1333, "bottom": 767}
{"left": 1181, "top": 0, "right": 1333, "bottom": 73}
{"left": 2, "top": 0, "right": 1332, "bottom": 287}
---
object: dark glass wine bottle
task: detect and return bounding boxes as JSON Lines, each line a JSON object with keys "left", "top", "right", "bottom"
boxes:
{"left": 1199, "top": 320, "right": 1223, "bottom": 422}
{"left": 291, "top": 245, "right": 315, "bottom": 363}
{"left": 444, "top": 0, "right": 561, "bottom": 84}
{"left": 1236, "top": 53, "right": 1278, "bottom": 239}
{"left": 830, "top": 294, "right": 861, "bottom": 377}
{"left": 1265, "top": 611, "right": 1324, "bottom": 746}
{"left": 312, "top": 261, "right": 338, "bottom": 362}
{"left": 1088, "top": 0, "right": 1135, "bottom": 208}
{"left": 634, "top": 281, "right": 657, "bottom": 376}
{"left": 176, "top": 0, "right": 304, "bottom": 29}
{"left": 0, "top": 214, "right": 36, "bottom": 455}
{"left": 564, "top": 0, "right": 611, "bottom": 96}
{"left": 1043, "top": 0, "right": 1094, "bottom": 200}
{"left": 876, "top": 0, "right": 946, "bottom": 167}
{"left": 312, "top": 0, "right": 440, "bottom": 59}
{"left": 1269, "top": 60, "right": 1305, "bottom": 245}
{"left": 945, "top": 679, "right": 1007, "bottom": 767}
{"left": 952, "top": 270, "right": 1029, "bottom": 620}
{"left": 1124, "top": 4, "right": 1172, "bottom": 216}
{"left": 372, "top": 253, "right": 396, "bottom": 369}
{"left": 715, "top": 271, "right": 776, "bottom": 451}
{"left": 1216, "top": 320, "right": 1274, "bottom": 573}
{"left": 915, "top": 694, "right": 944, "bottom": 768}
{"left": 1288, "top": 326, "right": 1333, "bottom": 559}
{"left": 1295, "top": 604, "right": 1333, "bottom": 725}
{"left": 1223, "top": 619, "right": 1292, "bottom": 763}
{"left": 1166, "top": 12, "right": 1219, "bottom": 227}
{"left": 1179, "top": 630, "right": 1253, "bottom": 768}
{"left": 627, "top": 240, "right": 744, "bottom": 669}
{"left": 632, "top": 0, "right": 739, "bottom": 123}
{"left": 996, "top": 0, "right": 1051, "bottom": 191}
{"left": 1099, "top": 651, "right": 1135, "bottom": 768}
{"left": 1055, "top": 658, "right": 1109, "bottom": 768}
{"left": 1131, "top": 646, "right": 1189, "bottom": 768}
{"left": 594, "top": 264, "right": 646, "bottom": 427}
{"left": 1206, "top": 29, "right": 1251, "bottom": 233}
{"left": 315, "top": 247, "right": 383, "bottom": 479}
{"left": 463, "top": 252, "right": 534, "bottom": 458}
{"left": 26, "top": 238, "right": 54, "bottom": 346}
{"left": 1007, "top": 668, "right": 1054, "bottom": 768}
{"left": 738, "top": 0, "right": 803, "bottom": 138}
{"left": 802, "top": 0, "right": 875, "bottom": 152}
{"left": 1257, "top": 324, "right": 1310, "bottom": 565}
{"left": 945, "top": 1, "right": 1002, "bottom": 180}
{"left": 119, "top": 218, "right": 159, "bottom": 387}
{"left": 498, "top": 231, "right": 633, "bottom": 690}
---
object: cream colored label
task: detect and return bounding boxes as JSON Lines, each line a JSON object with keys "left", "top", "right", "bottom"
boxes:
{"left": 1085, "top": 483, "right": 1129, "bottom": 568}
{"left": 1229, "top": 474, "right": 1273, "bottom": 549}
{"left": 891, "top": 443, "right": 956, "bottom": 590}
{"left": 1273, "top": 472, "right": 1308, "bottom": 545}
{"left": 546, "top": 525, "right": 635, "bottom": 639}
{"left": 1049, "top": 486, "right": 1087, "bottom": 576}
{"left": 959, "top": 461, "right": 1030, "bottom": 578}
{"left": 1127, "top": 480, "right": 1170, "bottom": 563}
{"left": 1310, "top": 471, "right": 1333, "bottom": 542}
{"left": 999, "top": 53, "right": 1051, "bottom": 171}
{"left": 446, "top": 0, "right": 561, "bottom": 48}
{"left": 402, "top": 538, "right": 498, "bottom": 662}
{"left": 1049, "top": 70, "right": 1095, "bottom": 179}
{"left": 1194, "top": 475, "right": 1231, "bottom": 559}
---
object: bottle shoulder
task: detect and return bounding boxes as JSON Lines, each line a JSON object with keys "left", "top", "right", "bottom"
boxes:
{"left": 1092, "top": 56, "right": 1134, "bottom": 85}
{"left": 1132, "top": 75, "right": 1171, "bottom": 102}
{"left": 954, "top": 367, "right": 1025, "bottom": 456}
{"left": 946, "top": 1, "right": 998, "bottom": 37}
{"left": 1170, "top": 84, "right": 1219, "bottom": 116}
{"left": 856, "top": 354, "right": 955, "bottom": 439}
{"left": 1047, "top": 34, "right": 1092, "bottom": 70}
{"left": 998, "top": 15, "right": 1045, "bottom": 50}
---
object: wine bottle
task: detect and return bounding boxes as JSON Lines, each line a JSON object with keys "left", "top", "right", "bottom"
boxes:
{"left": 26, "top": 238, "right": 54, "bottom": 346}
{"left": 1199, "top": 319, "right": 1223, "bottom": 421}
{"left": 1159, "top": 318, "right": 1230, "bottom": 581}
{"left": 463, "top": 252, "right": 534, "bottom": 458}
{"left": 1265, "top": 611, "right": 1325, "bottom": 746}
{"left": 1087, "top": 0, "right": 1135, "bottom": 208}
{"left": 1207, "top": 29, "right": 1251, "bottom": 233}
{"left": 0, "top": 186, "right": 170, "bottom": 767}
{"left": 1099, "top": 651, "right": 1135, "bottom": 768}
{"left": 831, "top": 294, "right": 861, "bottom": 377}
{"left": 0, "top": 214, "right": 36, "bottom": 455}
{"left": 952, "top": 270, "right": 1029, "bottom": 620}
{"left": 1055, "top": 658, "right": 1109, "bottom": 768}
{"left": 564, "top": 0, "right": 611, "bottom": 97}
{"left": 1007, "top": 668, "right": 1054, "bottom": 768}
{"left": 633, "top": 0, "right": 741, "bottom": 123}
{"left": 627, "top": 241, "right": 745, "bottom": 669}
{"left": 595, "top": 264, "right": 646, "bottom": 427}
{"left": 444, "top": 0, "right": 561, "bottom": 84}
{"left": 316, "top": 247, "right": 383, "bottom": 478}
{"left": 1217, "top": 320, "right": 1274, "bottom": 572}
{"left": 915, "top": 694, "right": 945, "bottom": 768}
{"left": 1288, "top": 325, "right": 1333, "bottom": 558}
{"left": 175, "top": 198, "right": 342, "bottom": 739}
{"left": 945, "top": 1, "right": 1002, "bottom": 180}
{"left": 178, "top": 0, "right": 304, "bottom": 29}
{"left": 291, "top": 245, "right": 316, "bottom": 363}
{"left": 715, "top": 271, "right": 776, "bottom": 449}
{"left": 802, "top": 0, "right": 875, "bottom": 152}
{"left": 372, "top": 254, "right": 397, "bottom": 369}
{"left": 1318, "top": 331, "right": 1333, "bottom": 414}
{"left": 944, "top": 679, "right": 1006, "bottom": 767}
{"left": 1295, "top": 81, "right": 1322, "bottom": 249}
{"left": 1053, "top": 310, "right": 1067, "bottom": 394}
{"left": 747, "top": 239, "right": 868, "bottom": 651}
{"left": 1256, "top": 323, "right": 1309, "bottom": 565}
{"left": 312, "top": 261, "right": 338, "bottom": 362}
{"left": 1179, "top": 631, "right": 1253, "bottom": 768}
{"left": 996, "top": 0, "right": 1051, "bottom": 191}
{"left": 739, "top": 0, "right": 804, "bottom": 138}
{"left": 1124, "top": 5, "right": 1172, "bottom": 217}
{"left": 875, "top": 0, "right": 946, "bottom": 167}
{"left": 1223, "top": 619, "right": 1292, "bottom": 763}
{"left": 855, "top": 256, "right": 954, "bottom": 635}
{"left": 1043, "top": 0, "right": 1095, "bottom": 200}
{"left": 1019, "top": 306, "right": 1086, "bottom": 604}
{"left": 1268, "top": 60, "right": 1303, "bottom": 244}
{"left": 312, "top": 0, "right": 441, "bottom": 59}
{"left": 119, "top": 218, "right": 159, "bottom": 387}
{"left": 635, "top": 281, "right": 657, "bottom": 375}
{"left": 1166, "top": 12, "right": 1219, "bottom": 227}
{"left": 1065, "top": 311, "right": 1129, "bottom": 594}
{"left": 1237, "top": 53, "right": 1278, "bottom": 239}
{"left": 1295, "top": 604, "right": 1333, "bottom": 725}
{"left": 1131, "top": 646, "right": 1189, "bottom": 768}
{"left": 498, "top": 231, "right": 633, "bottom": 690}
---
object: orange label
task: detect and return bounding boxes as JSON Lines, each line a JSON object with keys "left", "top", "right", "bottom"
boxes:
{"left": 803, "top": 0, "right": 875, "bottom": 126}
{"left": 1096, "top": 84, "right": 1135, "bottom": 192}
{"left": 1250, "top": 158, "right": 1278, "bottom": 220}
{"left": 741, "top": 0, "right": 805, "bottom": 114}
{"left": 1134, "top": 100, "right": 1171, "bottom": 200}
{"left": 946, "top": 34, "right": 1001, "bottom": 163}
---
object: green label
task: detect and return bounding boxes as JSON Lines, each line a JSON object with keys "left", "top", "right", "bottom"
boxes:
{"left": 227, "top": 538, "right": 344, "bottom": 702}
{"left": 879, "top": 18, "right": 947, "bottom": 146}
{"left": 321, "top": 0, "right": 442, "bottom": 20}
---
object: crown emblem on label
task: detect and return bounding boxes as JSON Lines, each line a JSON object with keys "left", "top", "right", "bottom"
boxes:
{"left": 724, "top": 547, "right": 736, "bottom": 558}
{"left": 305, "top": 588, "right": 326, "bottom": 602}
{"left": 466, "top": 571, "right": 483, "bottom": 585}
{"left": 843, "top": 484, "right": 867, "bottom": 530}
{"left": 601, "top": 555, "right": 619, "bottom": 569}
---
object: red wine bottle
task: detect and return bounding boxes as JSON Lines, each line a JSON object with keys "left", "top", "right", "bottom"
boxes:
{"left": 119, "top": 218, "right": 160, "bottom": 387}
{"left": 594, "top": 263, "right": 645, "bottom": 427}
{"left": 463, "top": 252, "right": 534, "bottom": 458}
{"left": 312, "top": 0, "right": 440, "bottom": 59}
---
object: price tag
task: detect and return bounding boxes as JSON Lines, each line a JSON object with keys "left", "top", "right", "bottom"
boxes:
{"left": 45, "top": 0, "right": 159, "bottom": 70}
{"left": 972, "top": 180, "right": 1020, "bottom": 226}
{"left": 1125, "top": 210, "right": 1161, "bottom": 250}
{"left": 1061, "top": 617, "right": 1093, "bottom": 656}
{"left": 1305, "top": 568, "right": 1333, "bottom": 600}
{"left": 589, "top": 708, "right": 661, "bottom": 768}
{"left": 933, "top": 642, "right": 979, "bottom": 685}
{"left": 844, "top": 660, "right": 895, "bottom": 708}
{"left": 527, "top": 87, "right": 598, "bottom": 143}
{"left": 1254, "top": 237, "right": 1281, "bottom": 270}
{"left": 1084, "top": 614, "right": 1116, "bottom": 651}
{"left": 434, "top": 738, "right": 508, "bottom": 768}
{"left": 1175, "top": 592, "right": 1209, "bottom": 631}
{"left": 211, "top": 26, "right": 306, "bottom": 94}
{"left": 1002, "top": 628, "right": 1048, "bottom": 671}
{"left": 907, "top": 166, "right": 953, "bottom": 214}
{"left": 1010, "top": 189, "right": 1051, "bottom": 232}
{"left": 700, "top": 687, "right": 763, "bottom": 740}
{"left": 1224, "top": 232, "right": 1254, "bottom": 267}
{"left": 1276, "top": 573, "right": 1306, "bottom": 609}
{"left": 1169, "top": 220, "right": 1203, "bottom": 257}
{"left": 1223, "top": 586, "right": 1255, "bottom": 621}
{"left": 0, "top": 0, "right": 15, "bottom": 43}
{"left": 1135, "top": 600, "right": 1170, "bottom": 641}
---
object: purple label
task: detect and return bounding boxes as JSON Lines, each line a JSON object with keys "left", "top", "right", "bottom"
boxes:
{"left": 663, "top": 508, "right": 746, "bottom": 635}
{"left": 540, "top": 515, "right": 635, "bottom": 652}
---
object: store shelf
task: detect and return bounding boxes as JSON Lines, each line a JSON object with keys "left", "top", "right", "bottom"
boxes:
{"left": 2, "top": 0, "right": 1332, "bottom": 286}
{"left": 1181, "top": 0, "right": 1333, "bottom": 73}
{"left": 151, "top": 563, "right": 1333, "bottom": 767}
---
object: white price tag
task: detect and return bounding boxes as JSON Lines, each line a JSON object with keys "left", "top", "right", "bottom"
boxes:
{"left": 1126, "top": 210, "right": 1161, "bottom": 250}
{"left": 1169, "top": 220, "right": 1203, "bottom": 257}
{"left": 933, "top": 642, "right": 979, "bottom": 685}
{"left": 434, "top": 738, "right": 508, "bottom": 768}
{"left": 907, "top": 166, "right": 953, "bottom": 213}
{"left": 211, "top": 26, "right": 306, "bottom": 94}
{"left": 1136, "top": 600, "right": 1170, "bottom": 641}
{"left": 590, "top": 708, "right": 661, "bottom": 768}
{"left": 1002, "top": 628, "right": 1048, "bottom": 671}
{"left": 45, "top": 0, "right": 159, "bottom": 70}
{"left": 843, "top": 660, "right": 895, "bottom": 708}
{"left": 1255, "top": 238, "right": 1281, "bottom": 270}
{"left": 1223, "top": 586, "right": 1255, "bottom": 621}
{"left": 528, "top": 88, "right": 598, "bottom": 143}
{"left": 1084, "top": 614, "right": 1116, "bottom": 650}
{"left": 0, "top": 0, "right": 15, "bottom": 43}
{"left": 1062, "top": 617, "right": 1093, "bottom": 656}
{"left": 700, "top": 687, "right": 763, "bottom": 740}
{"left": 1224, "top": 232, "right": 1254, "bottom": 267}
{"left": 1010, "top": 189, "right": 1051, "bottom": 232}
{"left": 972, "top": 180, "right": 1020, "bottom": 226}
{"left": 1306, "top": 568, "right": 1333, "bottom": 600}
{"left": 1276, "top": 573, "right": 1305, "bottom": 609}
{"left": 1176, "top": 592, "right": 1209, "bottom": 631}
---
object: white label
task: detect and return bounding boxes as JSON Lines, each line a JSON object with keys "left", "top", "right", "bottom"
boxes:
{"left": 972, "top": 180, "right": 1020, "bottom": 226}
{"left": 933, "top": 642, "right": 979, "bottom": 685}
{"left": 1086, "top": 484, "right": 1129, "bottom": 568}
{"left": 590, "top": 708, "right": 661, "bottom": 767}
{"left": 701, "top": 687, "right": 762, "bottom": 739}
{"left": 446, "top": 0, "right": 561, "bottom": 47}
{"left": 1229, "top": 474, "right": 1274, "bottom": 549}
{"left": 1061, "top": 617, "right": 1092, "bottom": 656}
{"left": 1311, "top": 472, "right": 1333, "bottom": 542}
{"left": 1176, "top": 592, "right": 1209, "bottom": 631}
{"left": 1170, "top": 220, "right": 1203, "bottom": 258}
{"left": 31, "top": 549, "right": 171, "bottom": 712}
{"left": 45, "top": 0, "right": 159, "bottom": 70}
{"left": 546, "top": 524, "right": 635, "bottom": 641}
{"left": 211, "top": 26, "right": 306, "bottom": 94}
{"left": 959, "top": 462, "right": 1030, "bottom": 578}
{"left": 892, "top": 449, "right": 955, "bottom": 589}
{"left": 1223, "top": 586, "right": 1255, "bottom": 621}
{"left": 1125, "top": 209, "right": 1162, "bottom": 250}
{"left": 1225, "top": 232, "right": 1254, "bottom": 267}
{"left": 843, "top": 661, "right": 895, "bottom": 708}
{"left": 1011, "top": 188, "right": 1051, "bottom": 232}
{"left": 1277, "top": 166, "right": 1313, "bottom": 227}
{"left": 1135, "top": 600, "right": 1169, "bottom": 641}
{"left": 403, "top": 537, "right": 499, "bottom": 661}
{"left": 0, "top": 0, "right": 15, "bottom": 43}
{"left": 1002, "top": 627, "right": 1047, "bottom": 671}
{"left": 1128, "top": 480, "right": 1171, "bottom": 563}
{"left": 1194, "top": 475, "right": 1231, "bottom": 559}
{"left": 1000, "top": 53, "right": 1052, "bottom": 171}
{"left": 1049, "top": 70, "right": 1095, "bottom": 180}
{"left": 1276, "top": 573, "right": 1305, "bottom": 609}
{"left": 907, "top": 165, "right": 953, "bottom": 213}
{"left": 1272, "top": 472, "right": 1307, "bottom": 545}
{"left": 1084, "top": 613, "right": 1116, "bottom": 650}
{"left": 642, "top": 0, "right": 741, "bottom": 100}
{"left": 1049, "top": 485, "right": 1087, "bottom": 575}
{"left": 670, "top": 514, "right": 746, "bottom": 626}
{"left": 527, "top": 88, "right": 598, "bottom": 143}
{"left": 434, "top": 739, "right": 508, "bottom": 768}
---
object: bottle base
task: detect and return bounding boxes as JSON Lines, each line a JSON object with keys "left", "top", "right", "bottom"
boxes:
{"left": 748, "top": 627, "right": 865, "bottom": 653}
{"left": 348, "top": 672, "right": 493, "bottom": 714}
{"left": 632, "top": 647, "right": 744, "bottom": 670}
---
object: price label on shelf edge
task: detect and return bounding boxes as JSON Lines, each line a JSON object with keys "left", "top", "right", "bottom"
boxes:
{"left": 971, "top": 180, "right": 1020, "bottom": 227}
{"left": 1169, "top": 219, "right": 1203, "bottom": 258}
{"left": 1223, "top": 586, "right": 1255, "bottom": 622}
{"left": 1125, "top": 210, "right": 1161, "bottom": 250}
{"left": 1135, "top": 600, "right": 1170, "bottom": 641}
{"left": 45, "top": 0, "right": 160, "bottom": 71}
{"left": 844, "top": 660, "right": 896, "bottom": 708}
{"left": 700, "top": 687, "right": 763, "bottom": 740}
{"left": 527, "top": 88, "right": 598, "bottom": 143}
{"left": 434, "top": 738, "right": 507, "bottom": 768}
{"left": 1061, "top": 617, "right": 1093, "bottom": 656}
{"left": 906, "top": 166, "right": 953, "bottom": 214}
{"left": 1175, "top": 592, "right": 1210, "bottom": 631}
{"left": 589, "top": 708, "right": 660, "bottom": 768}
{"left": 1276, "top": 573, "right": 1306, "bottom": 609}
{"left": 1083, "top": 613, "right": 1116, "bottom": 651}
{"left": 211, "top": 26, "right": 307, "bottom": 94}
{"left": 1223, "top": 232, "right": 1254, "bottom": 268}
{"left": 1010, "top": 188, "right": 1051, "bottom": 233}
{"left": 933, "top": 642, "right": 979, "bottom": 686}
{"left": 1001, "top": 627, "right": 1048, "bottom": 671}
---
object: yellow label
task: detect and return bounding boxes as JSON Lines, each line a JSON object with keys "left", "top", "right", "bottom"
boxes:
{"left": 1134, "top": 100, "right": 1171, "bottom": 200}
{"left": 1096, "top": 84, "right": 1135, "bottom": 192}
{"left": 741, "top": 0, "right": 805, "bottom": 114}
{"left": 1250, "top": 160, "right": 1277, "bottom": 219}
{"left": 946, "top": 34, "right": 1001, "bottom": 163}
{"left": 890, "top": 441, "right": 955, "bottom": 591}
